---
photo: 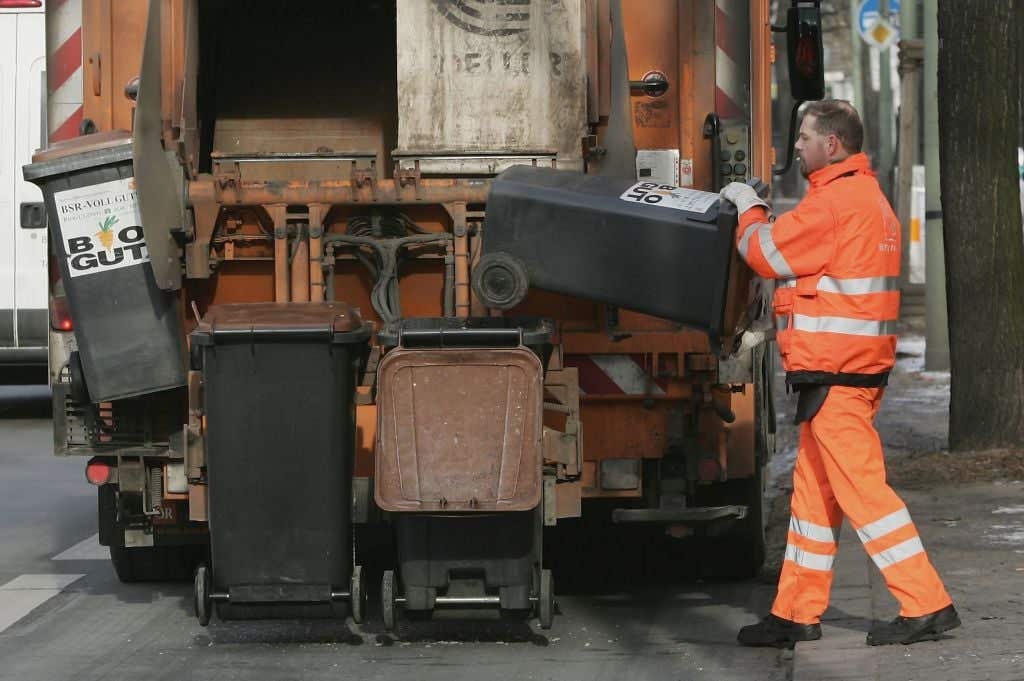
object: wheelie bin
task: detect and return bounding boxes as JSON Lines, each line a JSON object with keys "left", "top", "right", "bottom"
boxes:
{"left": 189, "top": 302, "right": 371, "bottom": 624}
{"left": 22, "top": 131, "right": 186, "bottom": 401}
{"left": 374, "top": 317, "right": 556, "bottom": 629}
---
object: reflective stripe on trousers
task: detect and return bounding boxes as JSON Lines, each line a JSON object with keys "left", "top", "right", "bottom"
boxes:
{"left": 855, "top": 507, "right": 927, "bottom": 569}
{"left": 783, "top": 515, "right": 842, "bottom": 572}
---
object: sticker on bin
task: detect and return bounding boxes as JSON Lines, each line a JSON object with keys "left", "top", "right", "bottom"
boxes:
{"left": 619, "top": 181, "right": 719, "bottom": 214}
{"left": 54, "top": 178, "right": 151, "bottom": 278}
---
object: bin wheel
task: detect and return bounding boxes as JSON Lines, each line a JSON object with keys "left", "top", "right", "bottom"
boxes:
{"left": 350, "top": 565, "right": 366, "bottom": 624}
{"left": 381, "top": 569, "right": 398, "bottom": 631}
{"left": 194, "top": 564, "right": 212, "bottom": 626}
{"left": 472, "top": 252, "right": 529, "bottom": 310}
{"left": 537, "top": 569, "right": 554, "bottom": 630}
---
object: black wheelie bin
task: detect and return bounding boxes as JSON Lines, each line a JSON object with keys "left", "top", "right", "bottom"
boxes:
{"left": 22, "top": 131, "right": 186, "bottom": 401}
{"left": 189, "top": 302, "right": 371, "bottom": 624}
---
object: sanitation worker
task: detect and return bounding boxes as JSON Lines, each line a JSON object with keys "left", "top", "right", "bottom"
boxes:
{"left": 721, "top": 100, "right": 959, "bottom": 648}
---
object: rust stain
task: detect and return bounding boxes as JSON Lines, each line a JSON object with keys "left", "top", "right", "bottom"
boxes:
{"left": 633, "top": 100, "right": 672, "bottom": 128}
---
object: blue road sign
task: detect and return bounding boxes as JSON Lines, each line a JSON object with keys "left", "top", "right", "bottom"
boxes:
{"left": 858, "top": 0, "right": 901, "bottom": 39}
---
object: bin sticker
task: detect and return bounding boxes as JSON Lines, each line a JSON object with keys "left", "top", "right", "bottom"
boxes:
{"left": 53, "top": 178, "right": 150, "bottom": 278}
{"left": 619, "top": 181, "right": 719, "bottom": 214}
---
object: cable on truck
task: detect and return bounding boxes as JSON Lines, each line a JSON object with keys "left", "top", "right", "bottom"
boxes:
{"left": 323, "top": 211, "right": 452, "bottom": 323}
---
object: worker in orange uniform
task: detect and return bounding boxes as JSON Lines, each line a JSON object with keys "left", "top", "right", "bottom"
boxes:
{"left": 722, "top": 100, "right": 959, "bottom": 648}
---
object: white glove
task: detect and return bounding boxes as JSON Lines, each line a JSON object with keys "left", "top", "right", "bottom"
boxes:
{"left": 720, "top": 182, "right": 769, "bottom": 215}
{"left": 734, "top": 328, "right": 774, "bottom": 356}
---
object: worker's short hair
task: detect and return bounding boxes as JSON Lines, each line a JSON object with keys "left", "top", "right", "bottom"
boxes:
{"left": 802, "top": 100, "right": 864, "bottom": 153}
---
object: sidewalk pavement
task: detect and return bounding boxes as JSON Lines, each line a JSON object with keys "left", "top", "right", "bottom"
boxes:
{"left": 789, "top": 483, "right": 1024, "bottom": 681}
{"left": 791, "top": 525, "right": 878, "bottom": 681}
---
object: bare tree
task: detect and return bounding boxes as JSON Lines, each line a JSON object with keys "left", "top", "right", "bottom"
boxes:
{"left": 937, "top": 1, "right": 1024, "bottom": 451}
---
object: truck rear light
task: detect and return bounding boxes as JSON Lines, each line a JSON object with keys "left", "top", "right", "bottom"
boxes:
{"left": 49, "top": 254, "right": 73, "bottom": 331}
{"left": 50, "top": 296, "right": 73, "bottom": 331}
{"left": 85, "top": 459, "right": 114, "bottom": 485}
{"left": 0, "top": 1, "right": 43, "bottom": 7}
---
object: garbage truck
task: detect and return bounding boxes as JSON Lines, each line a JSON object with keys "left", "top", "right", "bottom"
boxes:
{"left": 26, "top": 0, "right": 825, "bottom": 629}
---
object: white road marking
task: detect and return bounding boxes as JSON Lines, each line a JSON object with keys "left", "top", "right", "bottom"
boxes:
{"left": 0, "top": 574, "right": 84, "bottom": 634}
{"left": 51, "top": 533, "right": 107, "bottom": 561}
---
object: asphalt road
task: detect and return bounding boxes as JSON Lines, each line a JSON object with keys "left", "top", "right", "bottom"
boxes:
{"left": 0, "top": 385, "right": 791, "bottom": 681}
{"left": 3, "top": 340, "right": 1020, "bottom": 681}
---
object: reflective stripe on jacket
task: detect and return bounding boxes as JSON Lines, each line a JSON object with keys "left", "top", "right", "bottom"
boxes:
{"left": 735, "top": 153, "right": 900, "bottom": 386}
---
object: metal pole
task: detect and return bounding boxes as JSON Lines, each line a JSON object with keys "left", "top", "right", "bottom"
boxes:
{"left": 850, "top": 0, "right": 864, "bottom": 110}
{"left": 876, "top": 0, "right": 892, "bottom": 200}
{"left": 896, "top": 39, "right": 923, "bottom": 285}
{"left": 896, "top": 0, "right": 923, "bottom": 283}
{"left": 922, "top": 0, "right": 949, "bottom": 370}
{"left": 900, "top": 0, "right": 917, "bottom": 46}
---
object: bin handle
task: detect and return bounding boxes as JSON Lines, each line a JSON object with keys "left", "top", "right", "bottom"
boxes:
{"left": 396, "top": 325, "right": 525, "bottom": 349}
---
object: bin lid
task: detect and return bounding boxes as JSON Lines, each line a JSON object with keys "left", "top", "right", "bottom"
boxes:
{"left": 23, "top": 130, "right": 134, "bottom": 182}
{"left": 191, "top": 302, "right": 370, "bottom": 344}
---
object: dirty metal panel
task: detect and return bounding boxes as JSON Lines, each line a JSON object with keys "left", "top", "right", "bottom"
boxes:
{"left": 599, "top": 458, "right": 641, "bottom": 490}
{"left": 394, "top": 153, "right": 558, "bottom": 177}
{"left": 375, "top": 347, "right": 544, "bottom": 513}
{"left": 396, "top": 0, "right": 587, "bottom": 166}
{"left": 211, "top": 152, "right": 378, "bottom": 184}
{"left": 134, "top": 0, "right": 185, "bottom": 291}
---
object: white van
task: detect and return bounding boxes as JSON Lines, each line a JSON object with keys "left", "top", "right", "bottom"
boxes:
{"left": 0, "top": 0, "right": 48, "bottom": 378}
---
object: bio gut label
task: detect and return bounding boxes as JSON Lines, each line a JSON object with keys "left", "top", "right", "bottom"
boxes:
{"left": 53, "top": 178, "right": 150, "bottom": 278}
{"left": 619, "top": 181, "right": 719, "bottom": 214}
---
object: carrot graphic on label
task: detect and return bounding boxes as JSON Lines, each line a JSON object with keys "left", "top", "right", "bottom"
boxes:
{"left": 95, "top": 215, "right": 118, "bottom": 252}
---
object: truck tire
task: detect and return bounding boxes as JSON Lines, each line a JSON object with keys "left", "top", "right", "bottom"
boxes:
{"left": 100, "top": 484, "right": 206, "bottom": 583}
{"left": 109, "top": 544, "right": 206, "bottom": 583}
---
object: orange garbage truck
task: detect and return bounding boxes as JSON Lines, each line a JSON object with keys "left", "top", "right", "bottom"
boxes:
{"left": 25, "top": 0, "right": 825, "bottom": 629}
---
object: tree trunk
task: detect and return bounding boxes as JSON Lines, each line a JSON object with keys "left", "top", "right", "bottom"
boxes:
{"left": 937, "top": 0, "right": 1024, "bottom": 451}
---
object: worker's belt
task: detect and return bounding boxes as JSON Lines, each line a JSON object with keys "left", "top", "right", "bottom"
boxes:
{"left": 786, "top": 370, "right": 890, "bottom": 388}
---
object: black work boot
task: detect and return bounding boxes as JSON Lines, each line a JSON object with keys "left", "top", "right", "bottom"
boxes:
{"left": 737, "top": 614, "right": 822, "bottom": 648}
{"left": 866, "top": 604, "right": 961, "bottom": 646}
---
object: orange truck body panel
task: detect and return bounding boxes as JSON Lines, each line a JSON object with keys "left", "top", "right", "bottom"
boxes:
{"left": 77, "top": 0, "right": 774, "bottom": 504}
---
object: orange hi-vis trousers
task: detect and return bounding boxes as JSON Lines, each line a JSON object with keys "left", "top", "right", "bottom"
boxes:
{"left": 771, "top": 386, "right": 952, "bottom": 625}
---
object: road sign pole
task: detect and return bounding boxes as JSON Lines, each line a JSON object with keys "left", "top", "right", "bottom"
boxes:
{"left": 851, "top": 0, "right": 864, "bottom": 109}
{"left": 878, "top": 0, "right": 894, "bottom": 200}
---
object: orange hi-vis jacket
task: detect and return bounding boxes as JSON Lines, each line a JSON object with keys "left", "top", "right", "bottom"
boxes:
{"left": 736, "top": 153, "right": 901, "bottom": 387}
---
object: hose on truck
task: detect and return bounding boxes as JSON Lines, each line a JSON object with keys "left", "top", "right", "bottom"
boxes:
{"left": 322, "top": 212, "right": 453, "bottom": 323}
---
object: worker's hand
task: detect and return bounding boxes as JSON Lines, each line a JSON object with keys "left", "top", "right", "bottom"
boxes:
{"left": 720, "top": 182, "right": 769, "bottom": 215}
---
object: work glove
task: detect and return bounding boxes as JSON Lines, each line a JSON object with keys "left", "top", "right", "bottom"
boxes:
{"left": 720, "top": 182, "right": 769, "bottom": 215}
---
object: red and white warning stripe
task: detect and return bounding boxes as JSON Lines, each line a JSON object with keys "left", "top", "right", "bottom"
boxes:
{"left": 715, "top": 0, "right": 748, "bottom": 120}
{"left": 565, "top": 354, "right": 667, "bottom": 396}
{"left": 46, "top": 0, "right": 83, "bottom": 143}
